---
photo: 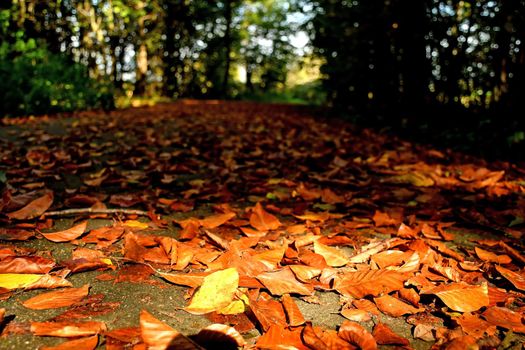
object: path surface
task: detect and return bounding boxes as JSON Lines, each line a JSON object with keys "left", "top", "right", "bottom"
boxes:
{"left": 1, "top": 101, "right": 524, "bottom": 349}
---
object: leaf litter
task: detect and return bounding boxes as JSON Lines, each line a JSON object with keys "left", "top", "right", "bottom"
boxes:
{"left": 0, "top": 101, "right": 524, "bottom": 349}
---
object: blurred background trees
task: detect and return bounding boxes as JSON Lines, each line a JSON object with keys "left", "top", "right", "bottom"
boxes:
{"left": 0, "top": 0, "right": 524, "bottom": 156}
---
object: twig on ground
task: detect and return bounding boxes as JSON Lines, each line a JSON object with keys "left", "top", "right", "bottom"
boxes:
{"left": 42, "top": 208, "right": 148, "bottom": 217}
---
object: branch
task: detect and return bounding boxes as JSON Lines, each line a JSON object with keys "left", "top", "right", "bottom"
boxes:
{"left": 42, "top": 208, "right": 149, "bottom": 217}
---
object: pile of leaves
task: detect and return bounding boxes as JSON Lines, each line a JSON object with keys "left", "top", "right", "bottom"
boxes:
{"left": 1, "top": 101, "right": 524, "bottom": 349}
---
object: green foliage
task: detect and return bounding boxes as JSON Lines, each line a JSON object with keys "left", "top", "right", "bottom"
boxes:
{"left": 0, "top": 36, "right": 112, "bottom": 117}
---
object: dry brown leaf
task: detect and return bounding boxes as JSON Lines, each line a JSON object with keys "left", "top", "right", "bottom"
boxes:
{"left": 338, "top": 320, "right": 377, "bottom": 350}
{"left": 41, "top": 221, "right": 88, "bottom": 242}
{"left": 372, "top": 323, "right": 409, "bottom": 346}
{"left": 22, "top": 284, "right": 89, "bottom": 310}
{"left": 40, "top": 335, "right": 98, "bottom": 350}
{"left": 257, "top": 267, "right": 314, "bottom": 296}
{"left": 256, "top": 324, "right": 308, "bottom": 350}
{"left": 0, "top": 256, "right": 55, "bottom": 274}
{"left": 352, "top": 299, "right": 380, "bottom": 315}
{"left": 250, "top": 202, "right": 282, "bottom": 231}
{"left": 31, "top": 321, "right": 106, "bottom": 337}
{"left": 314, "top": 241, "right": 349, "bottom": 267}
{"left": 282, "top": 294, "right": 306, "bottom": 326}
{"left": 158, "top": 271, "right": 209, "bottom": 288}
{"left": 302, "top": 323, "right": 357, "bottom": 350}
{"left": 455, "top": 313, "right": 497, "bottom": 338}
{"left": 341, "top": 308, "right": 371, "bottom": 322}
{"left": 475, "top": 247, "right": 512, "bottom": 265}
{"left": 199, "top": 212, "right": 236, "bottom": 229}
{"left": 7, "top": 191, "right": 53, "bottom": 220}
{"left": 140, "top": 309, "right": 202, "bottom": 350}
{"left": 334, "top": 269, "right": 407, "bottom": 298}
{"left": 373, "top": 294, "right": 423, "bottom": 317}
{"left": 495, "top": 265, "right": 525, "bottom": 291}
{"left": 422, "top": 282, "right": 489, "bottom": 312}
{"left": 482, "top": 306, "right": 525, "bottom": 333}
{"left": 249, "top": 297, "right": 287, "bottom": 331}
{"left": 289, "top": 265, "right": 322, "bottom": 282}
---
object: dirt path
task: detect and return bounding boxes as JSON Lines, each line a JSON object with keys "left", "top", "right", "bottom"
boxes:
{"left": 1, "top": 101, "right": 524, "bottom": 349}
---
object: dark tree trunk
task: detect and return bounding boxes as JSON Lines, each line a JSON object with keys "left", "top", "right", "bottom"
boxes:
{"left": 222, "top": 0, "right": 233, "bottom": 97}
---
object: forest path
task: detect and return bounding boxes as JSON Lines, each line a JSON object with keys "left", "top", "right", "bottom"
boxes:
{"left": 1, "top": 101, "right": 524, "bottom": 349}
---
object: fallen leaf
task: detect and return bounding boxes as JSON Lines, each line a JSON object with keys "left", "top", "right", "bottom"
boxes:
{"left": 475, "top": 247, "right": 512, "bottom": 264}
{"left": 39, "top": 335, "right": 98, "bottom": 350}
{"left": 7, "top": 191, "right": 53, "bottom": 220}
{"left": 422, "top": 282, "right": 489, "bottom": 312}
{"left": 0, "top": 273, "right": 45, "bottom": 290}
{"left": 495, "top": 265, "right": 525, "bottom": 291}
{"left": 482, "top": 306, "right": 525, "bottom": 333}
{"left": 140, "top": 309, "right": 201, "bottom": 350}
{"left": 302, "top": 323, "right": 356, "bottom": 350}
{"left": 373, "top": 294, "right": 423, "bottom": 317}
{"left": 341, "top": 308, "right": 371, "bottom": 322}
{"left": 0, "top": 256, "right": 55, "bottom": 274}
{"left": 338, "top": 320, "right": 377, "bottom": 350}
{"left": 41, "top": 221, "right": 88, "bottom": 242}
{"left": 185, "top": 268, "right": 239, "bottom": 314}
{"left": 256, "top": 324, "right": 308, "bottom": 350}
{"left": 199, "top": 212, "right": 236, "bottom": 229}
{"left": 314, "top": 241, "right": 349, "bottom": 267}
{"left": 31, "top": 321, "right": 106, "bottom": 337}
{"left": 22, "top": 284, "right": 89, "bottom": 310}
{"left": 372, "top": 323, "right": 409, "bottom": 346}
{"left": 334, "top": 269, "right": 407, "bottom": 298}
{"left": 257, "top": 267, "right": 314, "bottom": 296}
{"left": 282, "top": 294, "right": 306, "bottom": 326}
{"left": 250, "top": 202, "right": 282, "bottom": 231}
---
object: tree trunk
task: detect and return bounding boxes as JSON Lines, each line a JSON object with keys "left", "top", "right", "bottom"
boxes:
{"left": 222, "top": 0, "right": 233, "bottom": 97}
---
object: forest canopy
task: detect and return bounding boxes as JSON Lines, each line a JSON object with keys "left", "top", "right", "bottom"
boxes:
{"left": 1, "top": 0, "right": 524, "bottom": 155}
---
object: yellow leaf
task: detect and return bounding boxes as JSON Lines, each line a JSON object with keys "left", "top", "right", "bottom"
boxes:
{"left": 314, "top": 241, "right": 349, "bottom": 267}
{"left": 218, "top": 300, "right": 245, "bottom": 315}
{"left": 0, "top": 274, "right": 43, "bottom": 290}
{"left": 123, "top": 220, "right": 149, "bottom": 229}
{"left": 100, "top": 258, "right": 113, "bottom": 266}
{"left": 185, "top": 268, "right": 239, "bottom": 315}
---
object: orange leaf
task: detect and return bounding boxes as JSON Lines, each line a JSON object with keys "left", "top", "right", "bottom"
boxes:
{"left": 41, "top": 221, "right": 88, "bottom": 242}
{"left": 338, "top": 320, "right": 377, "bottom": 350}
{"left": 495, "top": 265, "right": 525, "bottom": 291}
{"left": 249, "top": 297, "right": 287, "bottom": 331}
{"left": 158, "top": 271, "right": 209, "bottom": 288}
{"left": 39, "top": 335, "right": 98, "bottom": 350}
{"left": 334, "top": 269, "right": 407, "bottom": 298}
{"left": 372, "top": 323, "right": 409, "bottom": 346}
{"left": 314, "top": 241, "right": 349, "bottom": 267}
{"left": 140, "top": 310, "right": 200, "bottom": 349}
{"left": 250, "top": 202, "right": 281, "bottom": 231}
{"left": 352, "top": 299, "right": 380, "bottom": 315}
{"left": 31, "top": 321, "right": 106, "bottom": 337}
{"left": 373, "top": 295, "right": 422, "bottom": 317}
{"left": 199, "top": 212, "right": 236, "bottom": 229}
{"left": 482, "top": 306, "right": 525, "bottom": 333}
{"left": 256, "top": 324, "right": 308, "bottom": 350}
{"left": 341, "top": 308, "right": 371, "bottom": 322}
{"left": 455, "top": 313, "right": 497, "bottom": 338}
{"left": 475, "top": 247, "right": 512, "bottom": 264}
{"left": 289, "top": 265, "right": 322, "bottom": 282}
{"left": 303, "top": 324, "right": 357, "bottom": 350}
{"left": 22, "top": 284, "right": 89, "bottom": 310}
{"left": 7, "top": 191, "right": 53, "bottom": 220}
{"left": 422, "top": 282, "right": 489, "bottom": 312}
{"left": 282, "top": 294, "right": 306, "bottom": 326}
{"left": 257, "top": 268, "right": 314, "bottom": 296}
